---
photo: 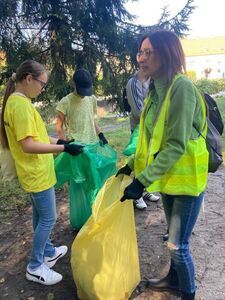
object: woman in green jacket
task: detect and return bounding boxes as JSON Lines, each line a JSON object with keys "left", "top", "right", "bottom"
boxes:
{"left": 117, "top": 31, "right": 208, "bottom": 300}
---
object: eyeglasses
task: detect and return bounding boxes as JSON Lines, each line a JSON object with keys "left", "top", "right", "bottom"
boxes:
{"left": 33, "top": 78, "right": 47, "bottom": 90}
{"left": 136, "top": 49, "right": 155, "bottom": 59}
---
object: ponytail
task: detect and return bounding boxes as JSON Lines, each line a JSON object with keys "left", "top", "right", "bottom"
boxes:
{"left": 0, "top": 77, "right": 16, "bottom": 148}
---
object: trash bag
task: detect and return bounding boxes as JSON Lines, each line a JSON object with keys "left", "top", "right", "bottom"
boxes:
{"left": 0, "top": 146, "right": 17, "bottom": 183}
{"left": 54, "top": 142, "right": 117, "bottom": 230}
{"left": 69, "top": 179, "right": 93, "bottom": 230}
{"left": 123, "top": 125, "right": 139, "bottom": 156}
{"left": 71, "top": 175, "right": 140, "bottom": 300}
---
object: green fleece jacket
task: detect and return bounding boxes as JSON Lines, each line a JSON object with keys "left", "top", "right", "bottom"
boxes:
{"left": 128, "top": 75, "right": 205, "bottom": 187}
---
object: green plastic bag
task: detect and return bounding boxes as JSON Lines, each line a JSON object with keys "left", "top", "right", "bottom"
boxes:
{"left": 54, "top": 142, "right": 117, "bottom": 230}
{"left": 123, "top": 125, "right": 139, "bottom": 156}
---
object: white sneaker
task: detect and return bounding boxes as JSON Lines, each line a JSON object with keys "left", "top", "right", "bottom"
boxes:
{"left": 26, "top": 263, "right": 62, "bottom": 285}
{"left": 44, "top": 245, "right": 68, "bottom": 268}
{"left": 143, "top": 192, "right": 160, "bottom": 202}
{"left": 134, "top": 197, "right": 147, "bottom": 210}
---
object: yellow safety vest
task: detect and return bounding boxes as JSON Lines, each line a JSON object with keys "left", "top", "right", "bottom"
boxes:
{"left": 134, "top": 75, "right": 208, "bottom": 196}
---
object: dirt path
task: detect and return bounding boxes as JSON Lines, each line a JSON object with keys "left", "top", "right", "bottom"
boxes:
{"left": 0, "top": 167, "right": 225, "bottom": 300}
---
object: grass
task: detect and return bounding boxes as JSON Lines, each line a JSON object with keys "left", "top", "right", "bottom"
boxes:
{"left": 105, "top": 123, "right": 130, "bottom": 167}
{"left": 96, "top": 113, "right": 128, "bottom": 128}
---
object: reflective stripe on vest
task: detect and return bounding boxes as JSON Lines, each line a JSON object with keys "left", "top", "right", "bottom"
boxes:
{"left": 134, "top": 74, "right": 208, "bottom": 196}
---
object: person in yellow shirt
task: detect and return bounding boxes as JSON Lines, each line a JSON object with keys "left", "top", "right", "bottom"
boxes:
{"left": 0, "top": 60, "right": 83, "bottom": 286}
{"left": 56, "top": 68, "right": 108, "bottom": 145}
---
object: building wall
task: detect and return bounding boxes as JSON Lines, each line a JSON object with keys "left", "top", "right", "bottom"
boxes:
{"left": 182, "top": 36, "right": 225, "bottom": 80}
{"left": 186, "top": 54, "right": 225, "bottom": 79}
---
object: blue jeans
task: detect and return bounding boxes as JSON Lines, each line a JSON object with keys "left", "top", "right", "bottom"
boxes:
{"left": 162, "top": 192, "right": 204, "bottom": 294}
{"left": 28, "top": 187, "right": 57, "bottom": 270}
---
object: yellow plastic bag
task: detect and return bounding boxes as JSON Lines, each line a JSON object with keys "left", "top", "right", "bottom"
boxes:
{"left": 71, "top": 175, "right": 140, "bottom": 300}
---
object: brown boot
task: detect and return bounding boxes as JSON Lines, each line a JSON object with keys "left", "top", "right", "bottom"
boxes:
{"left": 146, "top": 265, "right": 180, "bottom": 293}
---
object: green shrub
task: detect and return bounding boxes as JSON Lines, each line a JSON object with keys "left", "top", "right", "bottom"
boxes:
{"left": 195, "top": 78, "right": 225, "bottom": 94}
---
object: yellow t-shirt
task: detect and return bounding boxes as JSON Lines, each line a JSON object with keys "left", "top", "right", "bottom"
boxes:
{"left": 4, "top": 93, "right": 56, "bottom": 192}
{"left": 56, "top": 93, "right": 98, "bottom": 144}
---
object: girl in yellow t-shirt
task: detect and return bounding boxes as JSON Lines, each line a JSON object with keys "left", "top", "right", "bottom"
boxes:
{"left": 0, "top": 60, "right": 83, "bottom": 286}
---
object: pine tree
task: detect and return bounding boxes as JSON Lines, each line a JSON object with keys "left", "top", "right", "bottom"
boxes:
{"left": 0, "top": 0, "right": 195, "bottom": 105}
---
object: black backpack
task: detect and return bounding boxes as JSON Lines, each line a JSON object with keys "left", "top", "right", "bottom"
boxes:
{"left": 204, "top": 93, "right": 224, "bottom": 135}
{"left": 194, "top": 93, "right": 224, "bottom": 173}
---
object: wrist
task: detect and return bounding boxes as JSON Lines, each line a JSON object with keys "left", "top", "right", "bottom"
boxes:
{"left": 56, "top": 144, "right": 65, "bottom": 152}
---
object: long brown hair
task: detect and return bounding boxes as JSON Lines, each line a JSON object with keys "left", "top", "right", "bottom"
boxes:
{"left": 139, "top": 30, "right": 186, "bottom": 85}
{"left": 0, "top": 60, "right": 46, "bottom": 148}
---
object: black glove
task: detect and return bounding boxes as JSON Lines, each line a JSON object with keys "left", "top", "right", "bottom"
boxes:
{"left": 57, "top": 139, "right": 74, "bottom": 145}
{"left": 98, "top": 132, "right": 108, "bottom": 145}
{"left": 64, "top": 143, "right": 84, "bottom": 156}
{"left": 116, "top": 164, "right": 132, "bottom": 177}
{"left": 120, "top": 178, "right": 145, "bottom": 202}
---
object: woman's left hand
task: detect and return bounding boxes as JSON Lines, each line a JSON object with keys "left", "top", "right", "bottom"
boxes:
{"left": 120, "top": 178, "right": 145, "bottom": 202}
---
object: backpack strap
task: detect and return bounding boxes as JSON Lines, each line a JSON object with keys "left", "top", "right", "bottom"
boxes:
{"left": 193, "top": 87, "right": 207, "bottom": 137}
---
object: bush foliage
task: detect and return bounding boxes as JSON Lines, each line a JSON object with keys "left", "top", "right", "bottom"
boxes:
{"left": 195, "top": 78, "right": 225, "bottom": 94}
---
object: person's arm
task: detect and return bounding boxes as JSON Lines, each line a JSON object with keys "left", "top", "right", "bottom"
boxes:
{"left": 93, "top": 96, "right": 108, "bottom": 144}
{"left": 56, "top": 111, "right": 66, "bottom": 140}
{"left": 94, "top": 120, "right": 101, "bottom": 135}
{"left": 21, "top": 136, "right": 64, "bottom": 154}
{"left": 126, "top": 76, "right": 144, "bottom": 118}
{"left": 93, "top": 95, "right": 100, "bottom": 135}
{"left": 95, "top": 121, "right": 108, "bottom": 145}
{"left": 21, "top": 136, "right": 84, "bottom": 155}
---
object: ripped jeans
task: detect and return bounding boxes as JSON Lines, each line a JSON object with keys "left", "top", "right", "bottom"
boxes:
{"left": 162, "top": 192, "right": 204, "bottom": 294}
